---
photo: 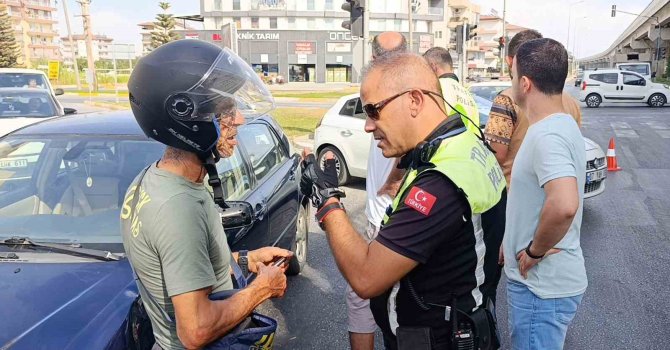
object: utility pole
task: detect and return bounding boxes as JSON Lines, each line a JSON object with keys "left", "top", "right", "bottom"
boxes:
{"left": 78, "top": 0, "right": 97, "bottom": 92}
{"left": 62, "top": 0, "right": 81, "bottom": 90}
{"left": 363, "top": 5, "right": 370, "bottom": 69}
{"left": 408, "top": 0, "right": 413, "bottom": 53}
{"left": 501, "top": 0, "right": 507, "bottom": 76}
{"left": 462, "top": 22, "right": 468, "bottom": 81}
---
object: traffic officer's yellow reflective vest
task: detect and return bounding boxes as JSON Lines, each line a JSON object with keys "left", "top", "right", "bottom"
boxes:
{"left": 439, "top": 77, "right": 480, "bottom": 136}
{"left": 382, "top": 127, "right": 505, "bottom": 225}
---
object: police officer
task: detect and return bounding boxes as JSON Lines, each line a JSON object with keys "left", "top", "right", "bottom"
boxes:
{"left": 423, "top": 46, "right": 480, "bottom": 134}
{"left": 121, "top": 40, "right": 291, "bottom": 350}
{"left": 301, "top": 53, "right": 506, "bottom": 349}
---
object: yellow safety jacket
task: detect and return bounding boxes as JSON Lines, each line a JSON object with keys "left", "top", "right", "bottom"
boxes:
{"left": 439, "top": 76, "right": 480, "bottom": 136}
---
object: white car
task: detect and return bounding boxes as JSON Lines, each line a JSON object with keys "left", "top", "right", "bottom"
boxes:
{"left": 314, "top": 90, "right": 607, "bottom": 198}
{"left": 579, "top": 69, "right": 669, "bottom": 108}
{"left": 0, "top": 68, "right": 65, "bottom": 114}
{"left": 0, "top": 88, "right": 75, "bottom": 136}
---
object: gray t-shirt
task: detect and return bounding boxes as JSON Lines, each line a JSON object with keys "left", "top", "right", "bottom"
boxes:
{"left": 121, "top": 163, "right": 233, "bottom": 350}
{"left": 503, "top": 113, "right": 587, "bottom": 299}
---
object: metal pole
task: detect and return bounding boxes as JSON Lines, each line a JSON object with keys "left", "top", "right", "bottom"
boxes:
{"left": 79, "top": 0, "right": 98, "bottom": 92}
{"left": 363, "top": 5, "right": 370, "bottom": 75}
{"left": 501, "top": 0, "right": 507, "bottom": 76}
{"left": 655, "top": 17, "right": 660, "bottom": 79}
{"left": 62, "top": 0, "right": 81, "bottom": 90}
{"left": 408, "top": 0, "right": 413, "bottom": 53}
{"left": 462, "top": 22, "right": 468, "bottom": 81}
{"left": 112, "top": 45, "right": 118, "bottom": 103}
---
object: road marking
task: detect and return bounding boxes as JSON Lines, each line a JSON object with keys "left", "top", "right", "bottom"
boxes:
{"left": 614, "top": 129, "right": 639, "bottom": 138}
{"left": 655, "top": 130, "right": 670, "bottom": 139}
{"left": 643, "top": 122, "right": 669, "bottom": 130}
{"left": 611, "top": 122, "right": 632, "bottom": 129}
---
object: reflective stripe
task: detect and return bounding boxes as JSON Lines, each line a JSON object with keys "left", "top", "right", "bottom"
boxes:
{"left": 388, "top": 282, "right": 401, "bottom": 335}
{"left": 606, "top": 148, "right": 616, "bottom": 157}
{"left": 469, "top": 214, "right": 485, "bottom": 311}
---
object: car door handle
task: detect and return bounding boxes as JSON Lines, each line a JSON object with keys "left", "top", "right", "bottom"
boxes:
{"left": 616, "top": 86, "right": 619, "bottom": 90}
{"left": 340, "top": 130, "right": 352, "bottom": 137}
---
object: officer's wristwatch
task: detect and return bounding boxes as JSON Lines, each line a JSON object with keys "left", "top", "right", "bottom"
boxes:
{"left": 315, "top": 201, "right": 346, "bottom": 230}
{"left": 238, "top": 250, "right": 249, "bottom": 277}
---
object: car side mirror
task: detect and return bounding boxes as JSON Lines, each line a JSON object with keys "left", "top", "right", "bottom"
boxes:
{"left": 54, "top": 88, "right": 64, "bottom": 96}
{"left": 220, "top": 201, "right": 254, "bottom": 228}
{"left": 64, "top": 108, "right": 77, "bottom": 115}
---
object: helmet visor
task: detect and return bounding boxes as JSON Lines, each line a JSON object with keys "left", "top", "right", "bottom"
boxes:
{"left": 166, "top": 47, "right": 274, "bottom": 123}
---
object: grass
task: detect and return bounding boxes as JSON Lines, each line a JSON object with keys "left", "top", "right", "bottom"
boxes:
{"left": 271, "top": 87, "right": 358, "bottom": 99}
{"left": 653, "top": 77, "right": 670, "bottom": 85}
{"left": 270, "top": 107, "right": 325, "bottom": 138}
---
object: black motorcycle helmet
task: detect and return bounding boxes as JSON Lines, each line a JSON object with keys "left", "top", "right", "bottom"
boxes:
{"left": 128, "top": 40, "right": 274, "bottom": 207}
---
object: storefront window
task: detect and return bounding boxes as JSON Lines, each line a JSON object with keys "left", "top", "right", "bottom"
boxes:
{"left": 289, "top": 65, "right": 316, "bottom": 83}
{"left": 326, "top": 65, "right": 351, "bottom": 83}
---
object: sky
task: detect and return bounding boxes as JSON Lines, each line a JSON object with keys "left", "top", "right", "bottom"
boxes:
{"left": 55, "top": 0, "right": 653, "bottom": 59}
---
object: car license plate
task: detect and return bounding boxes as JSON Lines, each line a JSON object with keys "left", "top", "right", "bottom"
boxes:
{"left": 587, "top": 169, "right": 607, "bottom": 183}
{"left": 0, "top": 158, "right": 28, "bottom": 168}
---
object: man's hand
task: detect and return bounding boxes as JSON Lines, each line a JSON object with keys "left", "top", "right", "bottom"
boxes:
{"left": 252, "top": 262, "right": 288, "bottom": 298}
{"left": 498, "top": 243, "right": 504, "bottom": 266}
{"left": 516, "top": 247, "right": 561, "bottom": 279}
{"left": 247, "top": 247, "right": 292, "bottom": 274}
{"left": 300, "top": 148, "right": 344, "bottom": 208}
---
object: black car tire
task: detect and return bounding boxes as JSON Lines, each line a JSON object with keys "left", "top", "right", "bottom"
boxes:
{"left": 647, "top": 93, "right": 666, "bottom": 107}
{"left": 318, "top": 146, "right": 350, "bottom": 185}
{"left": 585, "top": 93, "right": 602, "bottom": 108}
{"left": 287, "top": 204, "right": 309, "bottom": 276}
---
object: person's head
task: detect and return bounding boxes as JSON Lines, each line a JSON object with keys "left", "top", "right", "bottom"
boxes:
{"left": 371, "top": 32, "right": 408, "bottom": 60}
{"left": 360, "top": 53, "right": 446, "bottom": 158}
{"left": 27, "top": 97, "right": 41, "bottom": 111}
{"left": 128, "top": 39, "right": 272, "bottom": 164}
{"left": 28, "top": 79, "right": 37, "bottom": 88}
{"left": 506, "top": 29, "right": 542, "bottom": 71}
{"left": 511, "top": 38, "right": 568, "bottom": 108}
{"left": 422, "top": 46, "right": 453, "bottom": 76}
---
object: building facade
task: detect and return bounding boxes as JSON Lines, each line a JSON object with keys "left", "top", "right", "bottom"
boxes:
{"left": 138, "top": 20, "right": 196, "bottom": 55}
{"left": 0, "top": 0, "right": 60, "bottom": 64}
{"left": 60, "top": 34, "right": 114, "bottom": 63}
{"left": 181, "top": 0, "right": 447, "bottom": 83}
{"left": 479, "top": 15, "right": 529, "bottom": 73}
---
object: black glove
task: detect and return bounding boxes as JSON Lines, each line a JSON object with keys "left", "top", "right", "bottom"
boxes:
{"left": 300, "top": 153, "right": 345, "bottom": 209}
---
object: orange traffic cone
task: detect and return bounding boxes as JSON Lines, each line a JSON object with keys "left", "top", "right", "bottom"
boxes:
{"left": 607, "top": 137, "right": 621, "bottom": 172}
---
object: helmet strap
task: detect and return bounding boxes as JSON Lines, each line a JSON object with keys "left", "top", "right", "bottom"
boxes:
{"left": 202, "top": 150, "right": 229, "bottom": 209}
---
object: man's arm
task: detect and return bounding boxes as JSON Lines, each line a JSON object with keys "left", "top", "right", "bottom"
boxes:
{"left": 529, "top": 177, "right": 579, "bottom": 254}
{"left": 172, "top": 263, "right": 286, "bottom": 349}
{"left": 377, "top": 158, "right": 405, "bottom": 198}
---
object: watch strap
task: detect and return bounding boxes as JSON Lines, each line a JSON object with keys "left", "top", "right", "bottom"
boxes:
{"left": 525, "top": 241, "right": 545, "bottom": 260}
{"left": 315, "top": 201, "right": 345, "bottom": 229}
{"left": 238, "top": 250, "right": 249, "bottom": 277}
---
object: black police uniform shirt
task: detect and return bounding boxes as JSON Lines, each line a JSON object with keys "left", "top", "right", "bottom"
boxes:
{"left": 369, "top": 168, "right": 488, "bottom": 346}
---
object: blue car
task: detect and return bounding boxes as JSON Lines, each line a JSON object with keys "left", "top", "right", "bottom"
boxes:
{"left": 0, "top": 111, "right": 308, "bottom": 349}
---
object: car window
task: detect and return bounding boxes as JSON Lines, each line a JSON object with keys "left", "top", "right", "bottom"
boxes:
{"left": 0, "top": 73, "right": 48, "bottom": 90}
{"left": 237, "top": 123, "right": 287, "bottom": 183}
{"left": 211, "top": 146, "right": 251, "bottom": 201}
{"left": 0, "top": 136, "right": 165, "bottom": 252}
{"left": 589, "top": 73, "right": 618, "bottom": 84}
{"left": 339, "top": 98, "right": 358, "bottom": 117}
{"left": 0, "top": 90, "right": 56, "bottom": 118}
{"left": 622, "top": 72, "right": 645, "bottom": 86}
{"left": 354, "top": 98, "right": 366, "bottom": 119}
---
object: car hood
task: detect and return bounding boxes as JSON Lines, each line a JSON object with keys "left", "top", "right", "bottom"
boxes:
{"left": 0, "top": 258, "right": 136, "bottom": 349}
{"left": 0, "top": 117, "right": 54, "bottom": 137}
{"left": 583, "top": 137, "right": 600, "bottom": 152}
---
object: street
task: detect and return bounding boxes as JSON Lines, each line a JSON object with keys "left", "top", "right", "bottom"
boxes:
{"left": 255, "top": 85, "right": 670, "bottom": 349}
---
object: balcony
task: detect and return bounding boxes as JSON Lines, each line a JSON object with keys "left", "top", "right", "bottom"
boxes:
{"left": 428, "top": 7, "right": 444, "bottom": 15}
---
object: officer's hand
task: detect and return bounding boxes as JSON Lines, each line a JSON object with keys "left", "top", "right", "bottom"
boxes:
{"left": 254, "top": 262, "right": 287, "bottom": 298}
{"left": 247, "top": 247, "right": 292, "bottom": 273}
{"left": 300, "top": 150, "right": 344, "bottom": 208}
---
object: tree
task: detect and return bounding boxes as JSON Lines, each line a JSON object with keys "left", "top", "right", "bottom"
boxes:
{"left": 0, "top": 4, "right": 21, "bottom": 68}
{"left": 150, "top": 2, "right": 180, "bottom": 50}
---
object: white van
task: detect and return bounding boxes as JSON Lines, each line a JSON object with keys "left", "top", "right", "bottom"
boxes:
{"left": 615, "top": 62, "right": 651, "bottom": 79}
{"left": 579, "top": 69, "right": 669, "bottom": 108}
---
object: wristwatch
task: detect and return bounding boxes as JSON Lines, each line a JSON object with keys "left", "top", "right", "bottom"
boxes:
{"left": 525, "top": 241, "right": 545, "bottom": 260}
{"left": 238, "top": 250, "right": 249, "bottom": 277}
{"left": 315, "top": 201, "right": 346, "bottom": 230}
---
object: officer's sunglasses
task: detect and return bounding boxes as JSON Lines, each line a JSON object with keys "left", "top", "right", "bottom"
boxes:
{"left": 363, "top": 89, "right": 444, "bottom": 120}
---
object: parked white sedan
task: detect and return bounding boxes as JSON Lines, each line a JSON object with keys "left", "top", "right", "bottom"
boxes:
{"left": 0, "top": 88, "right": 75, "bottom": 137}
{"left": 315, "top": 91, "right": 607, "bottom": 198}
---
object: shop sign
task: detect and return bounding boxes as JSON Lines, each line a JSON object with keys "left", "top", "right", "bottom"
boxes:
{"left": 297, "top": 54, "right": 308, "bottom": 64}
{"left": 185, "top": 33, "right": 199, "bottom": 40}
{"left": 327, "top": 42, "right": 351, "bottom": 53}
{"left": 251, "top": 0, "right": 286, "bottom": 10}
{"left": 292, "top": 42, "right": 315, "bottom": 55}
{"left": 328, "top": 32, "right": 359, "bottom": 41}
{"left": 237, "top": 32, "right": 280, "bottom": 40}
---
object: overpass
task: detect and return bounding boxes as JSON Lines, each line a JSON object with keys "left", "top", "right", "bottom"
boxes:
{"left": 578, "top": 0, "right": 670, "bottom": 77}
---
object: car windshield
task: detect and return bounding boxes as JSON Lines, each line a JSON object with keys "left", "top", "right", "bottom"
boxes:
{"left": 619, "top": 64, "right": 648, "bottom": 75}
{"left": 0, "top": 73, "right": 49, "bottom": 90}
{"left": 0, "top": 135, "right": 165, "bottom": 252}
{"left": 469, "top": 85, "right": 508, "bottom": 102}
{"left": 0, "top": 90, "right": 57, "bottom": 118}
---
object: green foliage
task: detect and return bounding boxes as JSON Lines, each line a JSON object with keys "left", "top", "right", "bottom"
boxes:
{"left": 0, "top": 5, "right": 20, "bottom": 68}
{"left": 150, "top": 2, "right": 179, "bottom": 50}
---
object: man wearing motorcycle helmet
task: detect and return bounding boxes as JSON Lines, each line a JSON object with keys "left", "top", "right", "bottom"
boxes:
{"left": 121, "top": 40, "right": 292, "bottom": 350}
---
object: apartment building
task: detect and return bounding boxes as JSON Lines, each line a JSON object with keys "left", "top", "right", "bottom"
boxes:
{"left": 138, "top": 20, "right": 196, "bottom": 55}
{"left": 479, "top": 15, "right": 530, "bottom": 73}
{"left": 0, "top": 0, "right": 60, "bottom": 64}
{"left": 60, "top": 34, "right": 114, "bottom": 64}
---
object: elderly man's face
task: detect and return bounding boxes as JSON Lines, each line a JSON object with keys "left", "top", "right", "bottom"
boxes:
{"left": 216, "top": 108, "right": 244, "bottom": 158}
{"left": 361, "top": 69, "right": 409, "bottom": 158}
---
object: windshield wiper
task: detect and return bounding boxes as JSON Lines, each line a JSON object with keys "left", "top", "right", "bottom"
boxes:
{"left": 1, "top": 237, "right": 122, "bottom": 262}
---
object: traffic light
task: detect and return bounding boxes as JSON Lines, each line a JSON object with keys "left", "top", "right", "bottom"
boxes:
{"left": 456, "top": 25, "right": 464, "bottom": 54}
{"left": 342, "top": 0, "right": 365, "bottom": 37}
{"left": 466, "top": 24, "right": 478, "bottom": 41}
{"left": 611, "top": 5, "right": 616, "bottom": 17}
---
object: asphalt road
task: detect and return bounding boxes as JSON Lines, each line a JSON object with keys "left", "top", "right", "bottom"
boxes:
{"left": 257, "top": 84, "right": 670, "bottom": 349}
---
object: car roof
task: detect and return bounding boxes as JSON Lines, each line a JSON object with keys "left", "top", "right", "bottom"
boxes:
{"left": 10, "top": 110, "right": 146, "bottom": 137}
{"left": 0, "top": 68, "right": 47, "bottom": 75}
{"left": 584, "top": 69, "right": 623, "bottom": 74}
{"left": 0, "top": 87, "right": 51, "bottom": 94}
{"left": 339, "top": 93, "right": 360, "bottom": 100}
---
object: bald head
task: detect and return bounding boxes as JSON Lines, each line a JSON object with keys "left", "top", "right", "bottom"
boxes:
{"left": 362, "top": 52, "right": 440, "bottom": 94}
{"left": 371, "top": 32, "right": 408, "bottom": 59}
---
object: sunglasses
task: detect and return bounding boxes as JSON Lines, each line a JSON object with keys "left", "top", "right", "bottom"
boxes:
{"left": 363, "top": 89, "right": 443, "bottom": 120}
